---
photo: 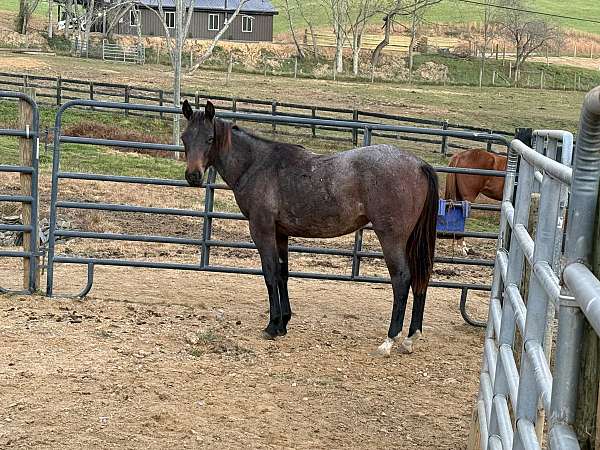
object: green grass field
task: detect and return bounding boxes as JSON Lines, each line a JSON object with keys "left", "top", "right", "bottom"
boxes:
{"left": 271, "top": 0, "right": 600, "bottom": 35}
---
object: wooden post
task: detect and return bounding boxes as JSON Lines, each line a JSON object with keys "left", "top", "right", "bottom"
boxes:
{"left": 371, "top": 64, "right": 375, "bottom": 83}
{"left": 195, "top": 91, "right": 200, "bottom": 109}
{"left": 56, "top": 75, "right": 62, "bottom": 106}
{"left": 232, "top": 98, "right": 237, "bottom": 124}
{"left": 440, "top": 120, "right": 449, "bottom": 155}
{"left": 352, "top": 109, "right": 358, "bottom": 146}
{"left": 159, "top": 90, "right": 164, "bottom": 119}
{"left": 492, "top": 70, "right": 496, "bottom": 85}
{"left": 271, "top": 101, "right": 277, "bottom": 133}
{"left": 124, "top": 85, "right": 130, "bottom": 116}
{"left": 574, "top": 43, "right": 577, "bottom": 58}
{"left": 19, "top": 87, "right": 39, "bottom": 291}
{"left": 294, "top": 57, "right": 298, "bottom": 79}
{"left": 466, "top": 405, "right": 481, "bottom": 450}
{"left": 540, "top": 71, "right": 544, "bottom": 90}
{"left": 311, "top": 106, "right": 316, "bottom": 137}
{"left": 509, "top": 62, "right": 513, "bottom": 80}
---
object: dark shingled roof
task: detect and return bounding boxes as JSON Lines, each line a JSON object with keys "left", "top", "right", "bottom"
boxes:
{"left": 139, "top": 0, "right": 277, "bottom": 14}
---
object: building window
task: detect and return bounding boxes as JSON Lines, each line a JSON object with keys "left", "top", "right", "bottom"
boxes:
{"left": 129, "top": 9, "right": 137, "bottom": 26}
{"left": 208, "top": 13, "right": 219, "bottom": 31}
{"left": 242, "top": 15, "right": 253, "bottom": 33}
{"left": 165, "top": 11, "right": 175, "bottom": 29}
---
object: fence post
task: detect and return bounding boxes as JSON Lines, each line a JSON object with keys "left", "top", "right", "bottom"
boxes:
{"left": 440, "top": 120, "right": 449, "bottom": 155}
{"left": 195, "top": 91, "right": 200, "bottom": 109}
{"left": 159, "top": 90, "right": 164, "bottom": 119}
{"left": 232, "top": 98, "right": 237, "bottom": 125}
{"left": 352, "top": 109, "right": 359, "bottom": 146}
{"left": 492, "top": 70, "right": 496, "bottom": 85}
{"left": 311, "top": 106, "right": 317, "bottom": 137}
{"left": 540, "top": 71, "right": 544, "bottom": 90}
{"left": 124, "top": 85, "right": 130, "bottom": 116}
{"left": 486, "top": 129, "right": 493, "bottom": 152}
{"left": 19, "top": 87, "right": 39, "bottom": 292}
{"left": 271, "top": 101, "right": 277, "bottom": 133}
{"left": 56, "top": 76, "right": 62, "bottom": 106}
{"left": 294, "top": 57, "right": 298, "bottom": 79}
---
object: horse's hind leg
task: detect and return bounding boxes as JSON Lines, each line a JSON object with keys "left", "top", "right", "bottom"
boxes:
{"left": 400, "top": 290, "right": 427, "bottom": 354}
{"left": 374, "top": 229, "right": 411, "bottom": 357}
{"left": 276, "top": 233, "right": 292, "bottom": 335}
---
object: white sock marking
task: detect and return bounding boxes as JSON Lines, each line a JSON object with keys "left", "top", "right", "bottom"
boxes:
{"left": 400, "top": 330, "right": 422, "bottom": 354}
{"left": 377, "top": 337, "right": 395, "bottom": 356}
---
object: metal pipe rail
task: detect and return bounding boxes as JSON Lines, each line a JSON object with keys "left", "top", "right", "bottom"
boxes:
{"left": 474, "top": 87, "right": 600, "bottom": 450}
{"left": 476, "top": 127, "right": 576, "bottom": 449}
{"left": 45, "top": 99, "right": 506, "bottom": 325}
{"left": 0, "top": 91, "right": 40, "bottom": 294}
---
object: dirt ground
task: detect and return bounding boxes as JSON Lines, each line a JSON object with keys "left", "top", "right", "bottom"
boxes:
{"left": 0, "top": 173, "right": 490, "bottom": 449}
{"left": 0, "top": 265, "right": 487, "bottom": 450}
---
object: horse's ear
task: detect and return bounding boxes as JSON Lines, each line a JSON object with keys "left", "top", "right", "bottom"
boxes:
{"left": 182, "top": 100, "right": 193, "bottom": 121}
{"left": 205, "top": 100, "right": 215, "bottom": 122}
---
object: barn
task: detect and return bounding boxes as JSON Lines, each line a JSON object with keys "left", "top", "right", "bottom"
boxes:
{"left": 115, "top": 0, "right": 278, "bottom": 42}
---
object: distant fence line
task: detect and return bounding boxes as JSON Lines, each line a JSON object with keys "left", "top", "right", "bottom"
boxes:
{"left": 0, "top": 71, "right": 513, "bottom": 153}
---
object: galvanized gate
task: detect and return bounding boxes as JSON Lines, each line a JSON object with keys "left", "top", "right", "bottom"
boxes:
{"left": 473, "top": 87, "right": 600, "bottom": 449}
{"left": 0, "top": 91, "right": 40, "bottom": 294}
{"left": 45, "top": 99, "right": 508, "bottom": 320}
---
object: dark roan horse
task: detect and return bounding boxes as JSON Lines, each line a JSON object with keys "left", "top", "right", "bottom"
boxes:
{"left": 181, "top": 100, "right": 439, "bottom": 355}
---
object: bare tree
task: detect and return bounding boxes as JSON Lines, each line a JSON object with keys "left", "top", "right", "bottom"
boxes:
{"left": 145, "top": 0, "right": 194, "bottom": 145}
{"left": 102, "top": 0, "right": 137, "bottom": 40}
{"left": 345, "top": 0, "right": 380, "bottom": 75}
{"left": 282, "top": 0, "right": 305, "bottom": 58}
{"left": 322, "top": 0, "right": 348, "bottom": 73}
{"left": 407, "top": 1, "right": 424, "bottom": 83}
{"left": 371, "top": 0, "right": 441, "bottom": 67}
{"left": 295, "top": 0, "right": 320, "bottom": 59}
{"left": 83, "top": 0, "right": 97, "bottom": 57}
{"left": 63, "top": 0, "right": 73, "bottom": 39}
{"left": 16, "top": 0, "right": 41, "bottom": 34}
{"left": 478, "top": 0, "right": 497, "bottom": 87}
{"left": 497, "top": 0, "right": 559, "bottom": 82}
{"left": 188, "top": 0, "right": 251, "bottom": 73}
{"left": 47, "top": 0, "right": 53, "bottom": 38}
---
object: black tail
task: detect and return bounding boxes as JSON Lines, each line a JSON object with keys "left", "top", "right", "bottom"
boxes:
{"left": 407, "top": 164, "right": 439, "bottom": 295}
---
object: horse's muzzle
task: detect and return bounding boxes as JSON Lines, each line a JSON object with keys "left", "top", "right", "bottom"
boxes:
{"left": 185, "top": 170, "right": 204, "bottom": 187}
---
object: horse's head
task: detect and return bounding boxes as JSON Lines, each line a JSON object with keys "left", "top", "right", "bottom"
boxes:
{"left": 181, "top": 100, "right": 216, "bottom": 187}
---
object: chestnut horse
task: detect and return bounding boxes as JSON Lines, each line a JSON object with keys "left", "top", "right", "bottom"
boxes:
{"left": 181, "top": 100, "right": 439, "bottom": 356}
{"left": 444, "top": 149, "right": 506, "bottom": 255}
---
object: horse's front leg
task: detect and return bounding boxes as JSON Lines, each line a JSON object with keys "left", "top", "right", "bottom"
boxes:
{"left": 249, "top": 220, "right": 283, "bottom": 339}
{"left": 276, "top": 232, "right": 292, "bottom": 335}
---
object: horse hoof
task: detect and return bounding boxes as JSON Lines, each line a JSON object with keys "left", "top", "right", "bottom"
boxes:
{"left": 276, "top": 327, "right": 287, "bottom": 337}
{"left": 399, "top": 339, "right": 414, "bottom": 354}
{"left": 375, "top": 337, "right": 395, "bottom": 357}
{"left": 261, "top": 330, "right": 277, "bottom": 340}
